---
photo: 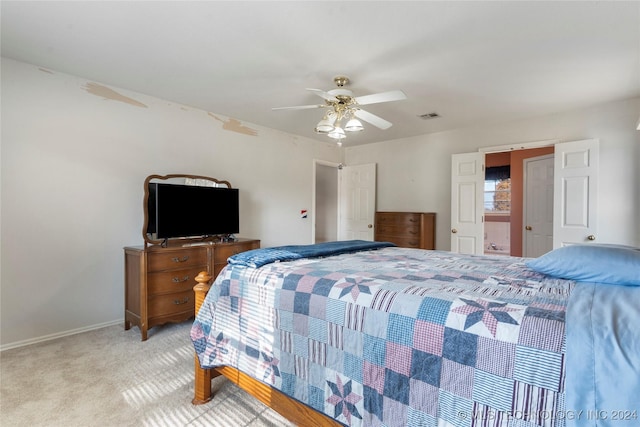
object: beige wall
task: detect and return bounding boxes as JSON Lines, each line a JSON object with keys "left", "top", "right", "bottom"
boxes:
{"left": 0, "top": 58, "right": 342, "bottom": 348}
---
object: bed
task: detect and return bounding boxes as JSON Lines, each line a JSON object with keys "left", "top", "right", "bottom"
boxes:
{"left": 190, "top": 241, "right": 640, "bottom": 427}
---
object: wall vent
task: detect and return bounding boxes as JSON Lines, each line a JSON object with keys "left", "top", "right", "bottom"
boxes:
{"left": 418, "top": 112, "right": 440, "bottom": 120}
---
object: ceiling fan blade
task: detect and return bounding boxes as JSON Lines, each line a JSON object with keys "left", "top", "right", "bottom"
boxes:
{"left": 354, "top": 90, "right": 407, "bottom": 106}
{"left": 354, "top": 109, "right": 393, "bottom": 130}
{"left": 272, "top": 104, "right": 325, "bottom": 111}
{"left": 306, "top": 88, "right": 338, "bottom": 102}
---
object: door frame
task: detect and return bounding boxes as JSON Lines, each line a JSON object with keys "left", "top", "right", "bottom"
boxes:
{"left": 311, "top": 159, "right": 341, "bottom": 244}
{"left": 479, "top": 139, "right": 559, "bottom": 154}
{"left": 451, "top": 139, "right": 559, "bottom": 255}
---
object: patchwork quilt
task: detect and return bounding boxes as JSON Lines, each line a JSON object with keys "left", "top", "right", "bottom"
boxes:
{"left": 191, "top": 247, "right": 574, "bottom": 427}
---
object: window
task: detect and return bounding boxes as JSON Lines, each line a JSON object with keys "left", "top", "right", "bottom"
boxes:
{"left": 484, "top": 166, "right": 511, "bottom": 213}
{"left": 484, "top": 178, "right": 511, "bottom": 212}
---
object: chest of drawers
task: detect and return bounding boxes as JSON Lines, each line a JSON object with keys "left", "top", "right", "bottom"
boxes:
{"left": 124, "top": 238, "right": 259, "bottom": 340}
{"left": 374, "top": 212, "right": 436, "bottom": 249}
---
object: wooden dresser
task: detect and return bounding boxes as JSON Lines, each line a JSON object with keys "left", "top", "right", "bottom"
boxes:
{"left": 124, "top": 238, "right": 259, "bottom": 340}
{"left": 374, "top": 212, "right": 436, "bottom": 249}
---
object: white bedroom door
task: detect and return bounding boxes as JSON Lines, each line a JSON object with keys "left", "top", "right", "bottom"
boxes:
{"left": 553, "top": 139, "right": 599, "bottom": 247}
{"left": 451, "top": 152, "right": 485, "bottom": 254}
{"left": 338, "top": 163, "right": 377, "bottom": 241}
{"left": 523, "top": 154, "right": 554, "bottom": 257}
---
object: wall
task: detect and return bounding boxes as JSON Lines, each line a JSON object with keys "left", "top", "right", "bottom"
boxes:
{"left": 485, "top": 152, "right": 511, "bottom": 167}
{"left": 0, "top": 59, "right": 342, "bottom": 349}
{"left": 345, "top": 96, "right": 640, "bottom": 251}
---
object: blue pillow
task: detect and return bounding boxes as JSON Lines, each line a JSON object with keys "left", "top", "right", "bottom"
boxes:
{"left": 525, "top": 244, "right": 640, "bottom": 286}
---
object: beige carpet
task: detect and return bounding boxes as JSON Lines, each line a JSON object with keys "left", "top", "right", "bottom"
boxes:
{"left": 0, "top": 322, "right": 294, "bottom": 427}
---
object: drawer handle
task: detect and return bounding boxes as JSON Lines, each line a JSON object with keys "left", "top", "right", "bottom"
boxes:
{"left": 172, "top": 276, "right": 190, "bottom": 283}
{"left": 172, "top": 256, "right": 190, "bottom": 263}
{"left": 408, "top": 231, "right": 417, "bottom": 235}
{"left": 409, "top": 218, "right": 417, "bottom": 222}
{"left": 173, "top": 297, "right": 189, "bottom": 305}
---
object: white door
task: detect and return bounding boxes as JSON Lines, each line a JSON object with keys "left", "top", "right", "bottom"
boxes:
{"left": 451, "top": 152, "right": 485, "bottom": 254}
{"left": 524, "top": 155, "right": 554, "bottom": 257}
{"left": 553, "top": 139, "right": 599, "bottom": 247}
{"left": 338, "top": 163, "right": 376, "bottom": 241}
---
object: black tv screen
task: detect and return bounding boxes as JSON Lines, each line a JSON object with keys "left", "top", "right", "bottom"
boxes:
{"left": 147, "top": 183, "right": 239, "bottom": 239}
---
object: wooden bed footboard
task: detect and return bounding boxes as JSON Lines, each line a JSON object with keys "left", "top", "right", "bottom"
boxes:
{"left": 192, "top": 271, "right": 216, "bottom": 405}
{"left": 192, "top": 271, "right": 341, "bottom": 426}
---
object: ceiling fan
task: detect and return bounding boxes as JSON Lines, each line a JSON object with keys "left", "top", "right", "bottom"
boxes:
{"left": 272, "top": 76, "right": 407, "bottom": 144}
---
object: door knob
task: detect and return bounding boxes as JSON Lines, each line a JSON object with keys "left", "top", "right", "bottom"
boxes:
{"left": 451, "top": 228, "right": 458, "bottom": 234}
{"left": 525, "top": 225, "right": 532, "bottom": 231}
{"left": 367, "top": 224, "right": 373, "bottom": 229}
{"left": 587, "top": 235, "right": 596, "bottom": 241}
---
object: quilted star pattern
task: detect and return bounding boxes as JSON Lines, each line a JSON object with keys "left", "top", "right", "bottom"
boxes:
{"left": 457, "top": 298, "right": 520, "bottom": 334}
{"left": 326, "top": 375, "right": 363, "bottom": 425}
{"left": 338, "top": 277, "right": 375, "bottom": 301}
{"left": 448, "top": 297, "right": 526, "bottom": 342}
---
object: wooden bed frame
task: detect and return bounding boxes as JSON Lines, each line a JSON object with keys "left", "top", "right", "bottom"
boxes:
{"left": 192, "top": 272, "right": 342, "bottom": 427}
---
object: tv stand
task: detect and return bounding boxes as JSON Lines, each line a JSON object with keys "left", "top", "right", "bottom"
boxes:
{"left": 124, "top": 238, "right": 260, "bottom": 340}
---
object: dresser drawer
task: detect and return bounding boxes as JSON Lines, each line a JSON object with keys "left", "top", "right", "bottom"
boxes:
{"left": 375, "top": 224, "right": 420, "bottom": 236}
{"left": 377, "top": 235, "right": 422, "bottom": 248}
{"left": 376, "top": 212, "right": 422, "bottom": 227}
{"left": 147, "top": 266, "right": 207, "bottom": 296}
{"left": 147, "top": 247, "right": 208, "bottom": 272}
{"left": 148, "top": 290, "right": 193, "bottom": 318}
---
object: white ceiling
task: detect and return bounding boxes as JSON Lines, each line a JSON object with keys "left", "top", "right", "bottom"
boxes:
{"left": 2, "top": 1, "right": 639, "bottom": 146}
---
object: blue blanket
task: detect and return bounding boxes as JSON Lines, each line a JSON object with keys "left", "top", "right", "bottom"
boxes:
{"left": 227, "top": 239, "right": 396, "bottom": 268}
{"left": 565, "top": 283, "right": 640, "bottom": 426}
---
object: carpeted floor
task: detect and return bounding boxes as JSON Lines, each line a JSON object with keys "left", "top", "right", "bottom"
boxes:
{"left": 0, "top": 322, "right": 294, "bottom": 427}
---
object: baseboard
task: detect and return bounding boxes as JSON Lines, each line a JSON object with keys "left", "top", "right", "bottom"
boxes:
{"left": 0, "top": 318, "right": 124, "bottom": 352}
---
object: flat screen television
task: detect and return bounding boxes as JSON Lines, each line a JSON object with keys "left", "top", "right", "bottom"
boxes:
{"left": 147, "top": 183, "right": 239, "bottom": 240}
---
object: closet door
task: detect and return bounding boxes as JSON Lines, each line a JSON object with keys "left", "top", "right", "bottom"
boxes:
{"left": 523, "top": 154, "right": 554, "bottom": 257}
{"left": 553, "top": 139, "right": 599, "bottom": 247}
{"left": 338, "top": 163, "right": 377, "bottom": 241}
{"left": 451, "top": 152, "right": 485, "bottom": 254}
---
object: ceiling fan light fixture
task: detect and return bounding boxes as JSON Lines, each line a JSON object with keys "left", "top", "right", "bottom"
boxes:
{"left": 344, "top": 118, "right": 364, "bottom": 132}
{"left": 314, "top": 112, "right": 336, "bottom": 134}
{"left": 327, "top": 126, "right": 346, "bottom": 140}
{"left": 315, "top": 120, "right": 334, "bottom": 134}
